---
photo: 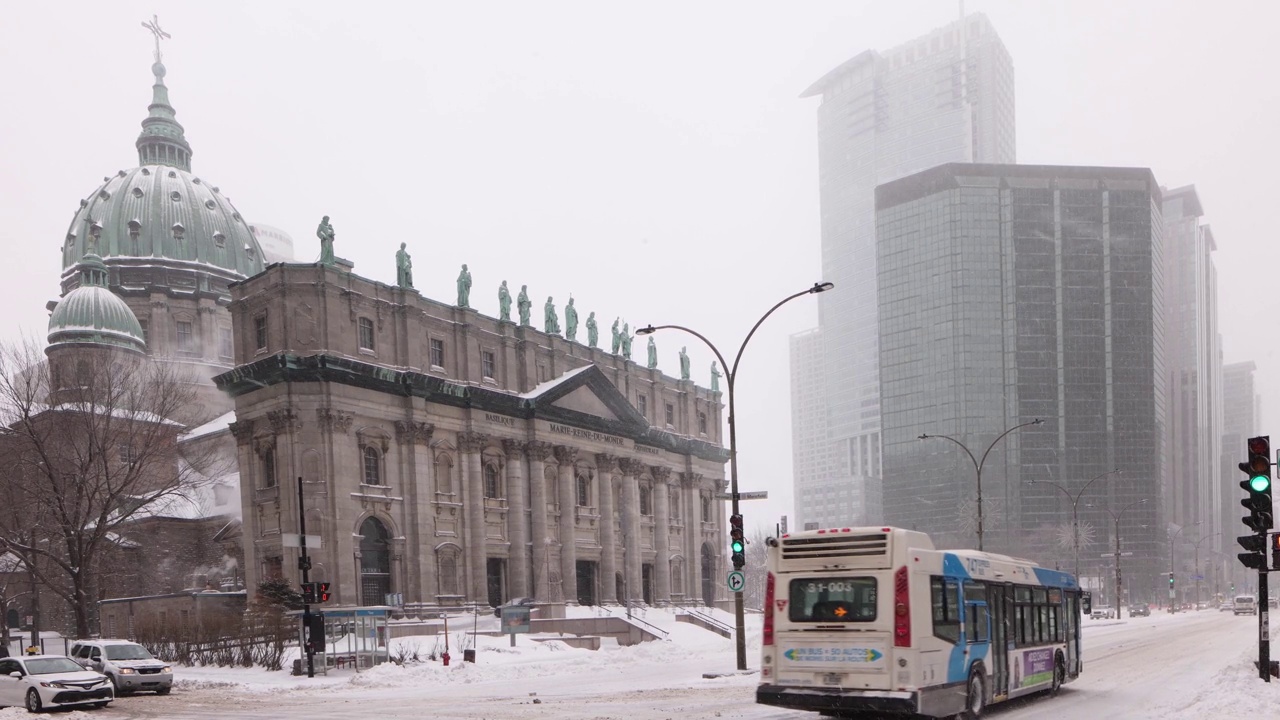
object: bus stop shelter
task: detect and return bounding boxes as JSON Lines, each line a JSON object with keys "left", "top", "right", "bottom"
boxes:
{"left": 295, "top": 606, "right": 393, "bottom": 672}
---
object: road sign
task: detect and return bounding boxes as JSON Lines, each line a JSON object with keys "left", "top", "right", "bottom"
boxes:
{"left": 727, "top": 570, "right": 745, "bottom": 593}
{"left": 282, "top": 533, "right": 323, "bottom": 548}
{"left": 715, "top": 491, "right": 769, "bottom": 501}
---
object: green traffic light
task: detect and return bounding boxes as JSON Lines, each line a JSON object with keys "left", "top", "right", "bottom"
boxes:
{"left": 731, "top": 541, "right": 744, "bottom": 553}
{"left": 1250, "top": 475, "right": 1271, "bottom": 493}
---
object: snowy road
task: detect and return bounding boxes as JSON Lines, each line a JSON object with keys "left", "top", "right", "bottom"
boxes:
{"left": 18, "top": 609, "right": 1277, "bottom": 720}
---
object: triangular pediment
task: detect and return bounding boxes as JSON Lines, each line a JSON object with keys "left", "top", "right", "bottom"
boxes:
{"left": 522, "top": 365, "right": 648, "bottom": 434}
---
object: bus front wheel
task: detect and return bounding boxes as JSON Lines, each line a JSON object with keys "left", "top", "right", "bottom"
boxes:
{"left": 963, "top": 668, "right": 985, "bottom": 718}
{"left": 1051, "top": 652, "right": 1066, "bottom": 696}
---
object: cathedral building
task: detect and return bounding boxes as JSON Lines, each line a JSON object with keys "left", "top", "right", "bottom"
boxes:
{"left": 214, "top": 262, "right": 730, "bottom": 610}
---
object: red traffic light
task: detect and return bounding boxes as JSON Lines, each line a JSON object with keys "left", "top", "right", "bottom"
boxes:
{"left": 317, "top": 582, "right": 331, "bottom": 603}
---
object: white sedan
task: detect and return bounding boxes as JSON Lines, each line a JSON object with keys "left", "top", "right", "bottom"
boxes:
{"left": 0, "top": 655, "right": 113, "bottom": 712}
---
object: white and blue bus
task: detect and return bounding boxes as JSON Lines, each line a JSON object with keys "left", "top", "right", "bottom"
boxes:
{"left": 757, "top": 526, "right": 1082, "bottom": 718}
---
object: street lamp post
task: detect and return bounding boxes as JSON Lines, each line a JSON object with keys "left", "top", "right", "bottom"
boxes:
{"left": 638, "top": 280, "right": 833, "bottom": 671}
{"left": 919, "top": 419, "right": 1044, "bottom": 551}
{"left": 1092, "top": 499, "right": 1146, "bottom": 619}
{"left": 1028, "top": 469, "right": 1122, "bottom": 583}
{"left": 1169, "top": 521, "right": 1201, "bottom": 613}
{"left": 1194, "top": 533, "right": 1221, "bottom": 609}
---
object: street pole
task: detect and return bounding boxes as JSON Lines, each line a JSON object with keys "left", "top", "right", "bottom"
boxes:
{"left": 298, "top": 476, "right": 315, "bottom": 678}
{"left": 638, "top": 281, "right": 832, "bottom": 672}
{"left": 920, "top": 419, "right": 1044, "bottom": 551}
{"left": 1097, "top": 498, "right": 1144, "bottom": 619}
{"left": 1029, "top": 470, "right": 1120, "bottom": 586}
{"left": 1169, "top": 522, "right": 1201, "bottom": 614}
{"left": 1193, "top": 534, "right": 1220, "bottom": 611}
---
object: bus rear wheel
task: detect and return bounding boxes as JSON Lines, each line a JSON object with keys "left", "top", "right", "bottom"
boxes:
{"left": 963, "top": 669, "right": 985, "bottom": 718}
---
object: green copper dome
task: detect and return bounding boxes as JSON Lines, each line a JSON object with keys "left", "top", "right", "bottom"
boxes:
{"left": 60, "top": 60, "right": 264, "bottom": 283}
{"left": 48, "top": 255, "right": 146, "bottom": 354}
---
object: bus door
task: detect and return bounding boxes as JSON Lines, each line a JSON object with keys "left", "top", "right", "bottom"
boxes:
{"left": 1066, "top": 591, "right": 1080, "bottom": 676}
{"left": 987, "top": 583, "right": 1012, "bottom": 700}
{"left": 962, "top": 581, "right": 992, "bottom": 690}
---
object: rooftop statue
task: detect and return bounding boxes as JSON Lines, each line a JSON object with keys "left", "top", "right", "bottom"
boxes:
{"left": 456, "top": 264, "right": 472, "bottom": 308}
{"left": 498, "top": 281, "right": 512, "bottom": 322}
{"left": 395, "top": 242, "right": 413, "bottom": 288}
{"left": 517, "top": 285, "right": 532, "bottom": 326}
{"left": 679, "top": 346, "right": 690, "bottom": 380}
{"left": 611, "top": 317, "right": 621, "bottom": 355}
{"left": 647, "top": 336, "right": 658, "bottom": 369}
{"left": 545, "top": 296, "right": 561, "bottom": 335}
{"left": 711, "top": 361, "right": 722, "bottom": 392}
{"left": 586, "top": 312, "right": 598, "bottom": 348}
{"left": 565, "top": 296, "right": 579, "bottom": 342}
{"left": 621, "top": 323, "right": 633, "bottom": 361}
{"left": 317, "top": 216, "right": 336, "bottom": 266}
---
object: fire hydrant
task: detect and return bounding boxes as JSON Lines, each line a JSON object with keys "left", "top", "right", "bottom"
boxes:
{"left": 442, "top": 651, "right": 450, "bottom": 666}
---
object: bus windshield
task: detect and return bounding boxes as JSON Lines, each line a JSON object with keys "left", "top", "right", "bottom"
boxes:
{"left": 788, "top": 577, "right": 877, "bottom": 622}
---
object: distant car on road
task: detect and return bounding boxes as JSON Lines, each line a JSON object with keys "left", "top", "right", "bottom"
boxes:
{"left": 1269, "top": 597, "right": 1278, "bottom": 609}
{"left": 1220, "top": 602, "right": 1234, "bottom": 612}
{"left": 1129, "top": 604, "right": 1150, "bottom": 617}
{"left": 1090, "top": 605, "right": 1116, "bottom": 620}
{"left": 1234, "top": 595, "right": 1258, "bottom": 616}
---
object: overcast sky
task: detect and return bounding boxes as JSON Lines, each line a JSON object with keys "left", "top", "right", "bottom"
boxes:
{"left": 2, "top": 1, "right": 1278, "bottom": 532}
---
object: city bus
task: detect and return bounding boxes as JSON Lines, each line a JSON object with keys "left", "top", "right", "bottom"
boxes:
{"left": 757, "top": 526, "right": 1082, "bottom": 718}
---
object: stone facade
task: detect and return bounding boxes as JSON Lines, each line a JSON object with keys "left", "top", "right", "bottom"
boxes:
{"left": 215, "top": 263, "right": 729, "bottom": 609}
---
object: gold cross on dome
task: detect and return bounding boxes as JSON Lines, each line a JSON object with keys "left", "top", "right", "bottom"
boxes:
{"left": 141, "top": 14, "right": 171, "bottom": 62}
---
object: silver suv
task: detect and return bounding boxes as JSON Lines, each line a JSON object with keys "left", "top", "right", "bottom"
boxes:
{"left": 69, "top": 640, "right": 172, "bottom": 695}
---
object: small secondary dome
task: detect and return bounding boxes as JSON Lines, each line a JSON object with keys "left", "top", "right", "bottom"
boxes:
{"left": 48, "top": 255, "right": 146, "bottom": 354}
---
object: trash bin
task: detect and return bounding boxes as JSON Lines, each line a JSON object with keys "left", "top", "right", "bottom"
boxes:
{"left": 463, "top": 649, "right": 476, "bottom": 663}
{"left": 292, "top": 659, "right": 302, "bottom": 676}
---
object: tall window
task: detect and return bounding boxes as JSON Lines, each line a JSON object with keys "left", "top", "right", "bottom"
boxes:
{"left": 362, "top": 445, "right": 381, "bottom": 485}
{"left": 576, "top": 473, "right": 591, "bottom": 507}
{"left": 254, "top": 315, "right": 268, "bottom": 350}
{"left": 438, "top": 548, "right": 460, "bottom": 596}
{"left": 176, "top": 321, "right": 193, "bottom": 352}
{"left": 639, "top": 485, "right": 652, "bottom": 516}
{"left": 671, "top": 494, "right": 681, "bottom": 521}
{"left": 701, "top": 494, "right": 711, "bottom": 522}
{"left": 430, "top": 338, "right": 445, "bottom": 368}
{"left": 119, "top": 444, "right": 136, "bottom": 467}
{"left": 261, "top": 448, "right": 277, "bottom": 489}
{"left": 483, "top": 464, "right": 500, "bottom": 499}
{"left": 219, "top": 327, "right": 233, "bottom": 359}
{"left": 637, "top": 394, "right": 647, "bottom": 417}
{"left": 359, "top": 518, "right": 391, "bottom": 605}
{"left": 698, "top": 411, "right": 708, "bottom": 435}
{"left": 358, "top": 317, "right": 375, "bottom": 351}
{"left": 481, "top": 351, "right": 496, "bottom": 380}
{"left": 665, "top": 403, "right": 675, "bottom": 427}
{"left": 435, "top": 455, "right": 453, "bottom": 494}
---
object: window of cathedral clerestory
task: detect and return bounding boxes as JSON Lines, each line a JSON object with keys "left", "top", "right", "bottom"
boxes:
{"left": 254, "top": 314, "right": 268, "bottom": 351}
{"left": 698, "top": 411, "right": 708, "bottom": 436}
{"left": 639, "top": 484, "right": 652, "bottom": 516}
{"left": 430, "top": 338, "right": 445, "bottom": 369}
{"left": 262, "top": 448, "right": 277, "bottom": 489}
{"left": 176, "top": 321, "right": 194, "bottom": 354}
{"left": 576, "top": 472, "right": 592, "bottom": 507}
{"left": 637, "top": 393, "right": 647, "bottom": 418}
{"left": 219, "top": 327, "right": 233, "bottom": 359}
{"left": 362, "top": 445, "right": 381, "bottom": 486}
{"left": 481, "top": 351, "right": 496, "bottom": 380}
{"left": 701, "top": 494, "right": 711, "bottom": 523}
{"left": 358, "top": 317, "right": 375, "bottom": 352}
{"left": 483, "top": 464, "right": 501, "bottom": 499}
{"left": 665, "top": 403, "right": 675, "bottom": 428}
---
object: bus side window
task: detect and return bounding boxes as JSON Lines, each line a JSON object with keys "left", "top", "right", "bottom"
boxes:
{"left": 931, "top": 576, "right": 960, "bottom": 643}
{"left": 967, "top": 603, "right": 990, "bottom": 643}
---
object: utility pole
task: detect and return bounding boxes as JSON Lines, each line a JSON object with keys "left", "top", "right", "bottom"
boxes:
{"left": 298, "top": 476, "right": 315, "bottom": 678}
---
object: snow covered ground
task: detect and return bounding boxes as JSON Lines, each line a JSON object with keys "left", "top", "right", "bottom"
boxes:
{"left": 0, "top": 605, "right": 1276, "bottom": 719}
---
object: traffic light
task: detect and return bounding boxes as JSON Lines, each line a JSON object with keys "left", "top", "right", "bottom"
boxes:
{"left": 316, "top": 582, "right": 332, "bottom": 603}
{"left": 301, "top": 581, "right": 317, "bottom": 604}
{"left": 729, "top": 514, "right": 746, "bottom": 570}
{"left": 1169, "top": 574, "right": 1175, "bottom": 590}
{"left": 1239, "top": 435, "right": 1273, "bottom": 533}
{"left": 1238, "top": 534, "right": 1267, "bottom": 570}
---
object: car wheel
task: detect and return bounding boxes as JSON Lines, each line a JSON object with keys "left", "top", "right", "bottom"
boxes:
{"left": 93, "top": 701, "right": 109, "bottom": 709}
{"left": 156, "top": 687, "right": 171, "bottom": 695}
{"left": 964, "top": 668, "right": 985, "bottom": 718}
{"left": 25, "top": 688, "right": 43, "bottom": 713}
{"left": 108, "top": 674, "right": 123, "bottom": 695}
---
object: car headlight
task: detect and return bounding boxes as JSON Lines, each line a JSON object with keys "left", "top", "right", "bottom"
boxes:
{"left": 118, "top": 668, "right": 137, "bottom": 675}
{"left": 39, "top": 681, "right": 67, "bottom": 689}
{"left": 161, "top": 666, "right": 172, "bottom": 673}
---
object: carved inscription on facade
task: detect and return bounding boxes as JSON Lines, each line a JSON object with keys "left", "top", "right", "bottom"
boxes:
{"left": 547, "top": 423, "right": 625, "bottom": 446}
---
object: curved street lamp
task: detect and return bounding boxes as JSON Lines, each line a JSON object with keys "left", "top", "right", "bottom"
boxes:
{"left": 1028, "top": 469, "right": 1121, "bottom": 582}
{"left": 1194, "top": 533, "right": 1221, "bottom": 609}
{"left": 1169, "top": 521, "right": 1202, "bottom": 613}
{"left": 918, "top": 418, "right": 1044, "bottom": 551}
{"left": 1090, "top": 498, "right": 1147, "bottom": 618}
{"left": 638, "top": 280, "right": 833, "bottom": 671}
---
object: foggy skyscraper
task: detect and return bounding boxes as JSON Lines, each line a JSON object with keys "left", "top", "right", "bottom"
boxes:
{"left": 791, "top": 14, "right": 1015, "bottom": 528}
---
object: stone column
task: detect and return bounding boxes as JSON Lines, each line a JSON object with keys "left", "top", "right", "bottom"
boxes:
{"left": 652, "top": 466, "right": 672, "bottom": 604}
{"left": 502, "top": 439, "right": 530, "bottom": 598}
{"left": 528, "top": 441, "right": 553, "bottom": 600}
{"left": 555, "top": 445, "right": 579, "bottom": 603}
{"left": 460, "top": 432, "right": 489, "bottom": 604}
{"left": 680, "top": 471, "right": 700, "bottom": 604}
{"left": 620, "top": 458, "right": 645, "bottom": 603}
{"left": 228, "top": 419, "right": 258, "bottom": 589}
{"left": 395, "top": 420, "right": 435, "bottom": 605}
{"left": 595, "top": 453, "right": 619, "bottom": 603}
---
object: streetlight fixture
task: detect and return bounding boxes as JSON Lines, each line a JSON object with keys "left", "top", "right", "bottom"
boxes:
{"left": 918, "top": 418, "right": 1044, "bottom": 551}
{"left": 638, "top": 280, "right": 833, "bottom": 671}
{"left": 1169, "top": 521, "right": 1202, "bottom": 613}
{"left": 1090, "top": 498, "right": 1146, "bottom": 618}
{"left": 1027, "top": 469, "right": 1122, "bottom": 583}
{"left": 1194, "top": 533, "right": 1221, "bottom": 610}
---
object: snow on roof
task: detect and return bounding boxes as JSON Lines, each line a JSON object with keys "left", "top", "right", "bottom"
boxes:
{"left": 518, "top": 364, "right": 594, "bottom": 400}
{"left": 182, "top": 410, "right": 236, "bottom": 441}
{"left": 25, "top": 402, "right": 183, "bottom": 427}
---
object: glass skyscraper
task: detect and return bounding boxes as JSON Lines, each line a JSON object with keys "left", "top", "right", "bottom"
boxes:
{"left": 792, "top": 14, "right": 1015, "bottom": 528}
{"left": 874, "top": 163, "right": 1166, "bottom": 603}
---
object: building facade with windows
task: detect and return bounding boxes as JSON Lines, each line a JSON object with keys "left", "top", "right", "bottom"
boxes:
{"left": 214, "top": 263, "right": 729, "bottom": 610}
{"left": 874, "top": 163, "right": 1166, "bottom": 603}
{"left": 791, "top": 13, "right": 1016, "bottom": 528}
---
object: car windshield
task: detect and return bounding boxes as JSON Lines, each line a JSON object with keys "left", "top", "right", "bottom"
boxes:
{"left": 105, "top": 644, "right": 154, "bottom": 661}
{"left": 25, "top": 658, "right": 85, "bottom": 675}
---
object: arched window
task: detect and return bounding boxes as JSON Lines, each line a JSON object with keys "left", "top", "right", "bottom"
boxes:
{"left": 435, "top": 454, "right": 454, "bottom": 494}
{"left": 483, "top": 463, "right": 500, "bottom": 499}
{"left": 576, "top": 472, "right": 591, "bottom": 508}
{"left": 701, "top": 494, "right": 712, "bottom": 523}
{"left": 437, "top": 545, "right": 461, "bottom": 596}
{"left": 359, "top": 517, "right": 391, "bottom": 605}
{"left": 262, "top": 448, "right": 277, "bottom": 489}
{"left": 362, "top": 445, "right": 381, "bottom": 486}
{"left": 671, "top": 557, "right": 685, "bottom": 596}
{"left": 639, "top": 484, "right": 653, "bottom": 516}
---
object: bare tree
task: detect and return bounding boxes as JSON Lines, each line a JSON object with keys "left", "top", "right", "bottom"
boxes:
{"left": 0, "top": 340, "right": 221, "bottom": 638}
{"left": 744, "top": 527, "right": 771, "bottom": 611}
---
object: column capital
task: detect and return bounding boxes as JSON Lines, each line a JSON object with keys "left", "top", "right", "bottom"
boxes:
{"left": 595, "top": 453, "right": 619, "bottom": 473}
{"left": 528, "top": 440, "right": 555, "bottom": 461}
{"left": 651, "top": 466, "right": 673, "bottom": 483}
{"left": 316, "top": 407, "right": 353, "bottom": 434}
{"left": 678, "top": 471, "right": 703, "bottom": 488}
{"left": 619, "top": 458, "right": 647, "bottom": 477}
{"left": 394, "top": 420, "right": 434, "bottom": 445}
{"left": 229, "top": 419, "right": 255, "bottom": 445}
{"left": 553, "top": 445, "right": 579, "bottom": 465}
{"left": 458, "top": 431, "right": 489, "bottom": 453}
{"left": 266, "top": 409, "right": 300, "bottom": 434}
{"left": 502, "top": 438, "right": 529, "bottom": 457}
